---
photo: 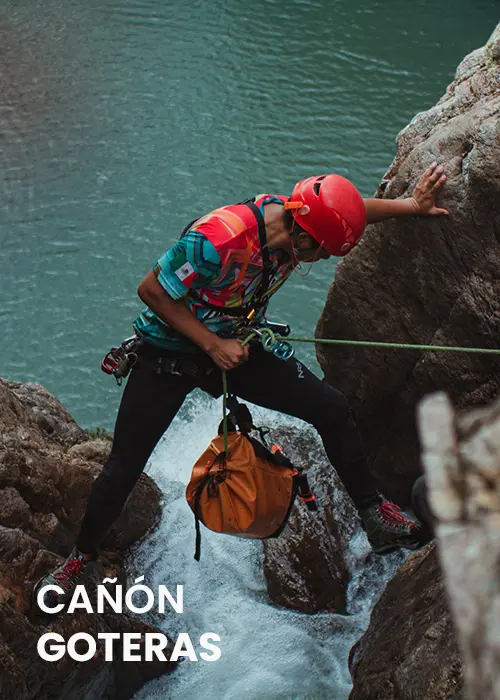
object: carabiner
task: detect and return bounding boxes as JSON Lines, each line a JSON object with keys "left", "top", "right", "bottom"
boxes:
{"left": 101, "top": 347, "right": 123, "bottom": 375}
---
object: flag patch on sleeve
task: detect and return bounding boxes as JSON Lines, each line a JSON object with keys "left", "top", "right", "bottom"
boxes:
{"left": 174, "top": 261, "right": 196, "bottom": 286}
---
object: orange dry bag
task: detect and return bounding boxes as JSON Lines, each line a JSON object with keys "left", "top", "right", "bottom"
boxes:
{"left": 186, "top": 398, "right": 317, "bottom": 560}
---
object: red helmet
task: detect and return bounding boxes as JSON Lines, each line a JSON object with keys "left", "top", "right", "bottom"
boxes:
{"left": 286, "top": 174, "right": 366, "bottom": 256}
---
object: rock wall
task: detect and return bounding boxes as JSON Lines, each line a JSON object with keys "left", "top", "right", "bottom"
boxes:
{"left": 262, "top": 427, "right": 357, "bottom": 614}
{"left": 349, "top": 543, "right": 463, "bottom": 700}
{"left": 0, "top": 379, "right": 174, "bottom": 700}
{"left": 316, "top": 24, "right": 500, "bottom": 503}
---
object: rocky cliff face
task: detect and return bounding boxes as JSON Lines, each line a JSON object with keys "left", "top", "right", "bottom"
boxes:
{"left": 262, "top": 427, "right": 357, "bottom": 614}
{"left": 349, "top": 543, "right": 463, "bottom": 700}
{"left": 313, "top": 26, "right": 500, "bottom": 700}
{"left": 0, "top": 379, "right": 174, "bottom": 700}
{"left": 316, "top": 24, "right": 500, "bottom": 504}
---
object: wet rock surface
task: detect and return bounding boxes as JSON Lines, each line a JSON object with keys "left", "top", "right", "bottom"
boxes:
{"left": 349, "top": 543, "right": 463, "bottom": 700}
{"left": 0, "top": 378, "right": 173, "bottom": 700}
{"left": 263, "top": 428, "right": 359, "bottom": 614}
{"left": 316, "top": 24, "right": 500, "bottom": 505}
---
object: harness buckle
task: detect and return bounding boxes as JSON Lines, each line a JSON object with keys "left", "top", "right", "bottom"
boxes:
{"left": 170, "top": 359, "right": 184, "bottom": 376}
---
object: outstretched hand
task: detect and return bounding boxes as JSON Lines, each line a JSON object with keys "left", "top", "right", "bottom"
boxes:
{"left": 410, "top": 162, "right": 449, "bottom": 216}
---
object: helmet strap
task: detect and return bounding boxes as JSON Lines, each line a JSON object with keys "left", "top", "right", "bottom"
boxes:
{"left": 293, "top": 259, "right": 315, "bottom": 277}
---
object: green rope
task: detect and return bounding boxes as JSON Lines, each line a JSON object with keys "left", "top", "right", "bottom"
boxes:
{"left": 240, "top": 328, "right": 276, "bottom": 349}
{"left": 221, "top": 331, "right": 500, "bottom": 445}
{"left": 222, "top": 369, "right": 228, "bottom": 454}
{"left": 286, "top": 336, "right": 500, "bottom": 355}
{"left": 240, "top": 327, "right": 500, "bottom": 356}
{"left": 219, "top": 331, "right": 500, "bottom": 457}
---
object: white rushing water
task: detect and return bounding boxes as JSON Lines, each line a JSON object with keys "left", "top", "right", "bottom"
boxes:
{"left": 129, "top": 393, "right": 406, "bottom": 700}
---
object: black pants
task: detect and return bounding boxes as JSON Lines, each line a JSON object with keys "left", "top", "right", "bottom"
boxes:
{"left": 76, "top": 343, "right": 379, "bottom": 554}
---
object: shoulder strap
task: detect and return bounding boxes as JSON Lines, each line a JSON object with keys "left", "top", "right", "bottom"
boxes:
{"left": 241, "top": 198, "right": 272, "bottom": 308}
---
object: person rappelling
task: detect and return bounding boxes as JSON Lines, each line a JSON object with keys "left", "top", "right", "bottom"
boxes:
{"left": 34, "top": 162, "right": 448, "bottom": 610}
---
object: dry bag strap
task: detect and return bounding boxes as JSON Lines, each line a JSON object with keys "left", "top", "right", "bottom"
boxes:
{"left": 193, "top": 452, "right": 226, "bottom": 561}
{"left": 295, "top": 473, "right": 318, "bottom": 511}
{"left": 193, "top": 472, "right": 211, "bottom": 563}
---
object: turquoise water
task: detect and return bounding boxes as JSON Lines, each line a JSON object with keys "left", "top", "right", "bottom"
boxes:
{"left": 1, "top": 0, "right": 497, "bottom": 430}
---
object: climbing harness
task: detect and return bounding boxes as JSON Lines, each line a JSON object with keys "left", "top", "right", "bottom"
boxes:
{"left": 101, "top": 320, "right": 500, "bottom": 392}
{"left": 101, "top": 324, "right": 500, "bottom": 390}
{"left": 101, "top": 320, "right": 293, "bottom": 392}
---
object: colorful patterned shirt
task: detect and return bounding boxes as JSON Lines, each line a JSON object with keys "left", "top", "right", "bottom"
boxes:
{"left": 133, "top": 195, "right": 293, "bottom": 353}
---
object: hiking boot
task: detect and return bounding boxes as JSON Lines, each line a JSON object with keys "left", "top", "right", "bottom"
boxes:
{"left": 359, "top": 499, "right": 429, "bottom": 554}
{"left": 33, "top": 548, "right": 92, "bottom": 612}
